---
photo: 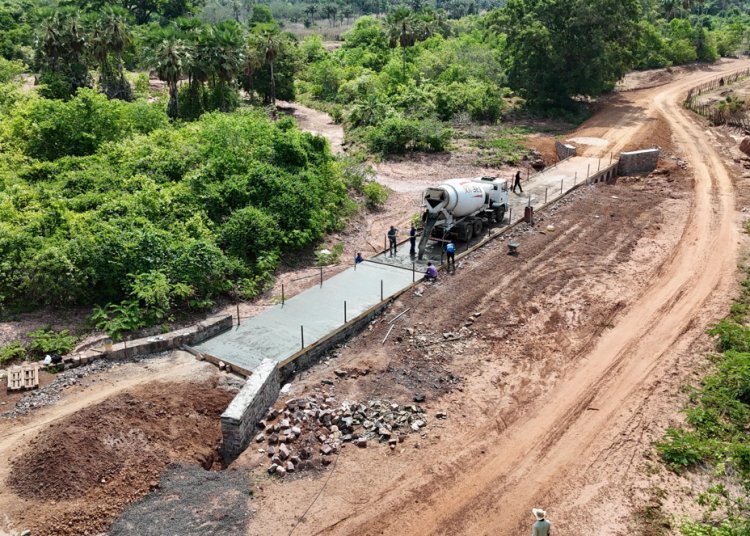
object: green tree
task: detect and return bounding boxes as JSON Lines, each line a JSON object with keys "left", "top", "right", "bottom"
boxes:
{"left": 386, "top": 7, "right": 417, "bottom": 80}
{"left": 89, "top": 9, "right": 133, "bottom": 100}
{"left": 148, "top": 36, "right": 189, "bottom": 118}
{"left": 38, "top": 13, "right": 92, "bottom": 99}
{"left": 499, "top": 0, "right": 641, "bottom": 107}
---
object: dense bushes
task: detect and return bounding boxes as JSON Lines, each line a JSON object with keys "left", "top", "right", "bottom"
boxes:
{"left": 362, "top": 116, "right": 451, "bottom": 154}
{"left": 0, "top": 92, "right": 351, "bottom": 336}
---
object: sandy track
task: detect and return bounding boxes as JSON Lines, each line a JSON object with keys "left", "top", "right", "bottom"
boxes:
{"left": 305, "top": 61, "right": 748, "bottom": 536}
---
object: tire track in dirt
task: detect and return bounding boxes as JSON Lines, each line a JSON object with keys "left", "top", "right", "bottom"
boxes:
{"left": 318, "top": 61, "right": 745, "bottom": 536}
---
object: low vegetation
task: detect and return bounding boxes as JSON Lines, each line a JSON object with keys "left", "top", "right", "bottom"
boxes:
{"left": 655, "top": 261, "right": 750, "bottom": 534}
{"left": 0, "top": 85, "right": 352, "bottom": 341}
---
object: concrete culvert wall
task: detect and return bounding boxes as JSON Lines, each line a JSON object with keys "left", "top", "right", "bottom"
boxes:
{"left": 618, "top": 148, "right": 660, "bottom": 175}
{"left": 220, "top": 359, "right": 281, "bottom": 462}
{"left": 555, "top": 141, "right": 577, "bottom": 160}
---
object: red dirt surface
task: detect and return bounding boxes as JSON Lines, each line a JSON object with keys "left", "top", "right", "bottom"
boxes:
{"left": 5, "top": 380, "right": 233, "bottom": 536}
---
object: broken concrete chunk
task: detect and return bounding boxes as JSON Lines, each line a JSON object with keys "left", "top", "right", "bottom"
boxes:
{"left": 278, "top": 443, "right": 291, "bottom": 460}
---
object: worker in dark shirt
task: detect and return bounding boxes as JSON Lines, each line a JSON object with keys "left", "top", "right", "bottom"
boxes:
{"left": 513, "top": 170, "right": 523, "bottom": 193}
{"left": 355, "top": 252, "right": 363, "bottom": 264}
{"left": 388, "top": 226, "right": 398, "bottom": 256}
{"left": 409, "top": 224, "right": 417, "bottom": 256}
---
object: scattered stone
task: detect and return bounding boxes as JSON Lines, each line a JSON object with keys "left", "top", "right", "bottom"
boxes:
{"left": 268, "top": 464, "right": 278, "bottom": 474}
{"left": 435, "top": 411, "right": 447, "bottom": 419}
{"left": 320, "top": 444, "right": 333, "bottom": 455}
{"left": 275, "top": 466, "right": 286, "bottom": 476}
{"left": 740, "top": 136, "right": 750, "bottom": 158}
{"left": 334, "top": 369, "right": 347, "bottom": 377}
{"left": 413, "top": 393, "right": 426, "bottom": 403}
{"left": 286, "top": 461, "right": 295, "bottom": 472}
{"left": 278, "top": 443, "right": 291, "bottom": 460}
{"left": 254, "top": 433, "right": 265, "bottom": 443}
{"left": 356, "top": 438, "right": 367, "bottom": 448}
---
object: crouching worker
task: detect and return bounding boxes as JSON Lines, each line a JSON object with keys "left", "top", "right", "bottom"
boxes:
{"left": 424, "top": 262, "right": 438, "bottom": 281}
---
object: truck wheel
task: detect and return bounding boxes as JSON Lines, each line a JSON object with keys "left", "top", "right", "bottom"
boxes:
{"left": 495, "top": 206, "right": 506, "bottom": 224}
{"left": 473, "top": 219, "right": 483, "bottom": 236}
{"left": 465, "top": 226, "right": 473, "bottom": 242}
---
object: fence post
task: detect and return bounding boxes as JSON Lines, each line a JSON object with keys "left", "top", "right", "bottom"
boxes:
{"left": 587, "top": 164, "right": 590, "bottom": 179}
{"left": 300, "top": 325, "right": 304, "bottom": 349}
{"left": 560, "top": 178, "right": 563, "bottom": 194}
{"left": 236, "top": 303, "right": 240, "bottom": 327}
{"left": 508, "top": 207, "right": 512, "bottom": 224}
{"left": 320, "top": 266, "right": 323, "bottom": 287}
{"left": 412, "top": 263, "right": 416, "bottom": 282}
{"left": 545, "top": 187, "right": 548, "bottom": 204}
{"left": 344, "top": 301, "right": 347, "bottom": 323}
{"left": 282, "top": 283, "right": 285, "bottom": 306}
{"left": 381, "top": 280, "right": 383, "bottom": 301}
{"left": 597, "top": 158, "right": 601, "bottom": 172}
{"left": 574, "top": 171, "right": 577, "bottom": 185}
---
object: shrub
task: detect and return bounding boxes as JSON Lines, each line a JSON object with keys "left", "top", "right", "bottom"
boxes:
{"left": 27, "top": 327, "right": 76, "bottom": 357}
{"left": 656, "top": 428, "right": 711, "bottom": 472}
{"left": 708, "top": 320, "right": 750, "bottom": 352}
{"left": 364, "top": 117, "right": 451, "bottom": 155}
{"left": 0, "top": 341, "right": 27, "bottom": 365}
{"left": 363, "top": 181, "right": 389, "bottom": 209}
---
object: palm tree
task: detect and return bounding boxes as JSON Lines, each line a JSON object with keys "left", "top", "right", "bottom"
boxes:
{"left": 263, "top": 31, "right": 282, "bottom": 107}
{"left": 90, "top": 10, "right": 132, "bottom": 100}
{"left": 386, "top": 7, "right": 416, "bottom": 80}
{"left": 206, "top": 21, "right": 245, "bottom": 111}
{"left": 150, "top": 38, "right": 189, "bottom": 118}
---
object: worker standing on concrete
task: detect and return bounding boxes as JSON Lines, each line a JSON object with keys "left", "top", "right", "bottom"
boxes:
{"left": 445, "top": 240, "right": 456, "bottom": 272}
{"left": 513, "top": 170, "right": 523, "bottom": 194}
{"left": 424, "top": 262, "right": 438, "bottom": 281}
{"left": 388, "top": 226, "right": 398, "bottom": 257}
{"left": 355, "top": 252, "right": 363, "bottom": 264}
{"left": 531, "top": 508, "right": 551, "bottom": 536}
{"left": 409, "top": 224, "right": 417, "bottom": 256}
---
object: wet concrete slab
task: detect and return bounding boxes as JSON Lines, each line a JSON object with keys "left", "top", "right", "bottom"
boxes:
{"left": 192, "top": 261, "right": 416, "bottom": 372}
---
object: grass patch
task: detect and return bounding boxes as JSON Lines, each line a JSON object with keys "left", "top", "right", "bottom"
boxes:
{"left": 474, "top": 127, "right": 532, "bottom": 166}
{"left": 655, "top": 262, "right": 750, "bottom": 534}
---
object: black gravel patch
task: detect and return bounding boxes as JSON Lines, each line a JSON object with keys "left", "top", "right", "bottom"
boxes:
{"left": 110, "top": 464, "right": 252, "bottom": 536}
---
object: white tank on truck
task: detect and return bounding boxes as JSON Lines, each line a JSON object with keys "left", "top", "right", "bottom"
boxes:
{"left": 418, "top": 176, "right": 509, "bottom": 260}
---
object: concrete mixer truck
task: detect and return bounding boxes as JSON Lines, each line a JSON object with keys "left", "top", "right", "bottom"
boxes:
{"left": 417, "top": 177, "right": 509, "bottom": 260}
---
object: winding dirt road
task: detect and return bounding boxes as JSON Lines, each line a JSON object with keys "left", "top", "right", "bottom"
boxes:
{"left": 305, "top": 60, "right": 750, "bottom": 535}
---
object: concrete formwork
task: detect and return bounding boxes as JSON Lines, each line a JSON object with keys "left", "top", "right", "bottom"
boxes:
{"left": 192, "top": 261, "right": 416, "bottom": 373}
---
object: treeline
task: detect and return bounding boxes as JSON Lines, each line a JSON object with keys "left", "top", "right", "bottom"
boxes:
{"left": 0, "top": 79, "right": 351, "bottom": 336}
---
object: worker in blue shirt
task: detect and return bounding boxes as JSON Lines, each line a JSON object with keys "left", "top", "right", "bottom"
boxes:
{"left": 355, "top": 252, "right": 363, "bottom": 264}
{"left": 446, "top": 240, "right": 456, "bottom": 272}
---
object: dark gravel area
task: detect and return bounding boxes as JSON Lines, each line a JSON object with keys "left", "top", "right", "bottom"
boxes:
{"left": 109, "top": 464, "right": 252, "bottom": 536}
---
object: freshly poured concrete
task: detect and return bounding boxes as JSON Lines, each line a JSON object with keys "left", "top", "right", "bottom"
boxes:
{"left": 193, "top": 261, "right": 416, "bottom": 372}
{"left": 195, "top": 155, "right": 608, "bottom": 373}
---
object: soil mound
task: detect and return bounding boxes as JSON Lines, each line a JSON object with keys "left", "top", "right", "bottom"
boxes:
{"left": 6, "top": 380, "right": 234, "bottom": 535}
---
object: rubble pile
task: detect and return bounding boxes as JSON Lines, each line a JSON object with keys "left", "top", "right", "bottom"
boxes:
{"left": 258, "top": 395, "right": 427, "bottom": 477}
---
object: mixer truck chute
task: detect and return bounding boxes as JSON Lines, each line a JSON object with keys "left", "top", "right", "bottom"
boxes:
{"left": 417, "top": 177, "right": 509, "bottom": 260}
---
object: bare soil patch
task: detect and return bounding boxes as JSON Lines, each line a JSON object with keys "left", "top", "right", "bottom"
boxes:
{"left": 5, "top": 379, "right": 234, "bottom": 536}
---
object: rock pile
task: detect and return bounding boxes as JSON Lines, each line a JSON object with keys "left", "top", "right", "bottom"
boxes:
{"left": 258, "top": 395, "right": 427, "bottom": 477}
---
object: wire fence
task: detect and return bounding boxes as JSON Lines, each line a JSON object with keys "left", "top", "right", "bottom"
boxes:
{"left": 684, "top": 67, "right": 750, "bottom": 129}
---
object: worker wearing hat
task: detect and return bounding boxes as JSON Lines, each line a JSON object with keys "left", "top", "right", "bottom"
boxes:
{"left": 532, "top": 508, "right": 551, "bottom": 536}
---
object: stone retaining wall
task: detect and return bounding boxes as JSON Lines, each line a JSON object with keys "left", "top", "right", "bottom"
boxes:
{"left": 618, "top": 148, "right": 659, "bottom": 175}
{"left": 220, "top": 359, "right": 280, "bottom": 461}
{"left": 555, "top": 141, "right": 577, "bottom": 160}
{"left": 59, "top": 314, "right": 233, "bottom": 369}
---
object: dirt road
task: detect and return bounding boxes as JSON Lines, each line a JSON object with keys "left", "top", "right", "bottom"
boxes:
{"left": 238, "top": 60, "right": 750, "bottom": 536}
{"left": 328, "top": 60, "right": 748, "bottom": 536}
